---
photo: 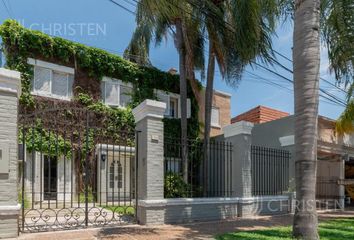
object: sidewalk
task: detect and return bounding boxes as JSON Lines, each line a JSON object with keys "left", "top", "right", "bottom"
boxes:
{"left": 12, "top": 210, "right": 354, "bottom": 240}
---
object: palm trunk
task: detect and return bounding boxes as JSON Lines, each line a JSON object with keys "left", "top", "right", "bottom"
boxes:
{"left": 203, "top": 43, "right": 216, "bottom": 196}
{"left": 176, "top": 19, "right": 189, "bottom": 183}
{"left": 292, "top": 0, "right": 321, "bottom": 239}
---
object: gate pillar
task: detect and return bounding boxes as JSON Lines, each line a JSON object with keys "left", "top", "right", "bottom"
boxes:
{"left": 132, "top": 99, "right": 166, "bottom": 225}
{"left": 0, "top": 68, "right": 21, "bottom": 238}
{"left": 223, "top": 121, "right": 254, "bottom": 216}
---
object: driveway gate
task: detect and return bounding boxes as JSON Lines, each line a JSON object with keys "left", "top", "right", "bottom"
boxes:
{"left": 19, "top": 108, "right": 137, "bottom": 232}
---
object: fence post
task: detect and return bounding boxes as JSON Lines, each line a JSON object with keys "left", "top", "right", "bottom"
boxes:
{"left": 223, "top": 121, "right": 254, "bottom": 216}
{"left": 0, "top": 68, "right": 21, "bottom": 238}
{"left": 132, "top": 99, "right": 166, "bottom": 225}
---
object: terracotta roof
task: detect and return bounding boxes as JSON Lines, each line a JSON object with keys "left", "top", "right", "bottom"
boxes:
{"left": 231, "top": 106, "right": 289, "bottom": 124}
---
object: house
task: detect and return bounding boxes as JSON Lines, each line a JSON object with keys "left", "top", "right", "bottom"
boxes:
{"left": 233, "top": 106, "right": 354, "bottom": 206}
{"left": 0, "top": 20, "right": 231, "bottom": 203}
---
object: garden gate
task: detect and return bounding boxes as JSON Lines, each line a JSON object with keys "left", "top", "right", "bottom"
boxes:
{"left": 19, "top": 107, "right": 138, "bottom": 232}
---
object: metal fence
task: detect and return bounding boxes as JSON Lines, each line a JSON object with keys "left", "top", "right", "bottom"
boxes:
{"left": 19, "top": 108, "right": 137, "bottom": 232}
{"left": 251, "top": 146, "right": 290, "bottom": 196}
{"left": 164, "top": 137, "right": 233, "bottom": 198}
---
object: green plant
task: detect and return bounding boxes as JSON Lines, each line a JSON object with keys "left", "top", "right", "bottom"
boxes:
{"left": 164, "top": 172, "right": 192, "bottom": 198}
{"left": 0, "top": 20, "right": 201, "bottom": 143}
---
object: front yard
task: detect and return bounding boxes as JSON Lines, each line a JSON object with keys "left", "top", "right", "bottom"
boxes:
{"left": 216, "top": 218, "right": 354, "bottom": 240}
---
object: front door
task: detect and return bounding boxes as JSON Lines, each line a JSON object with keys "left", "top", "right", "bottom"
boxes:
{"left": 108, "top": 155, "right": 131, "bottom": 202}
{"left": 44, "top": 156, "right": 57, "bottom": 200}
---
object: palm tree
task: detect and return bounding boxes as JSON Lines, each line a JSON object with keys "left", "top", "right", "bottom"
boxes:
{"left": 292, "top": 0, "right": 321, "bottom": 239}
{"left": 326, "top": 0, "right": 354, "bottom": 134}
{"left": 196, "top": 0, "right": 279, "bottom": 192}
{"left": 125, "top": 0, "right": 204, "bottom": 182}
{"left": 291, "top": 0, "right": 353, "bottom": 238}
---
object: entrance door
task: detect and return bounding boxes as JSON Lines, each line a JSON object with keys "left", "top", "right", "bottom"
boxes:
{"left": 44, "top": 156, "right": 58, "bottom": 200}
{"left": 108, "top": 156, "right": 131, "bottom": 202}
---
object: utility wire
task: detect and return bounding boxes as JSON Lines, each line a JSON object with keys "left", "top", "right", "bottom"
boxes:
{"left": 107, "top": 0, "right": 348, "bottom": 107}
{"left": 1, "top": 0, "right": 12, "bottom": 18}
{"left": 107, "top": 0, "right": 135, "bottom": 15}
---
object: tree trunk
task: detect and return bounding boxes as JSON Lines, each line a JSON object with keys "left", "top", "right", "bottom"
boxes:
{"left": 176, "top": 19, "right": 189, "bottom": 183}
{"left": 203, "top": 43, "right": 216, "bottom": 196}
{"left": 292, "top": 0, "right": 321, "bottom": 239}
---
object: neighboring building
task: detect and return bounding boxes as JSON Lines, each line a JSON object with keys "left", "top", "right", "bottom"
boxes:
{"left": 198, "top": 89, "right": 232, "bottom": 137}
{"left": 236, "top": 106, "right": 354, "bottom": 206}
{"left": 231, "top": 105, "right": 289, "bottom": 124}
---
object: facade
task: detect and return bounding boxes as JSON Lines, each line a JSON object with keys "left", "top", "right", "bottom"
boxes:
{"left": 0, "top": 21, "right": 232, "bottom": 205}
{"left": 198, "top": 89, "right": 232, "bottom": 137}
{"left": 234, "top": 106, "right": 354, "bottom": 206}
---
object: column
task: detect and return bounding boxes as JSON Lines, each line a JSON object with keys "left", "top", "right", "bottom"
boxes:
{"left": 223, "top": 121, "right": 254, "bottom": 216}
{"left": 132, "top": 99, "right": 166, "bottom": 224}
{"left": 0, "top": 68, "right": 21, "bottom": 238}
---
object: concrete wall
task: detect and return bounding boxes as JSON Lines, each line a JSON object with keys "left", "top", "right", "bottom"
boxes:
{"left": 138, "top": 196, "right": 291, "bottom": 224}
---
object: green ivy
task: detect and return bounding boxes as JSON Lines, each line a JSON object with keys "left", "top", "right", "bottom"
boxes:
{"left": 0, "top": 19, "right": 201, "bottom": 157}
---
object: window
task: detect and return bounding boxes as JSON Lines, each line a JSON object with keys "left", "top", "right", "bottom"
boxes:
{"left": 211, "top": 107, "right": 220, "bottom": 127}
{"left": 156, "top": 90, "right": 191, "bottom": 119}
{"left": 29, "top": 58, "right": 74, "bottom": 100}
{"left": 101, "top": 77, "right": 132, "bottom": 107}
{"left": 169, "top": 97, "right": 179, "bottom": 118}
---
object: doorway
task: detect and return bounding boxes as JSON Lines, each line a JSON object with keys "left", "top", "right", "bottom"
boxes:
{"left": 44, "top": 156, "right": 58, "bottom": 200}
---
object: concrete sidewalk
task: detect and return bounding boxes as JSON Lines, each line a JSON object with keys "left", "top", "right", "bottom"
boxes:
{"left": 11, "top": 210, "right": 354, "bottom": 240}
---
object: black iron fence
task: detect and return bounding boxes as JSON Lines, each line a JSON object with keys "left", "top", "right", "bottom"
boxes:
{"left": 251, "top": 146, "right": 290, "bottom": 196}
{"left": 19, "top": 108, "right": 137, "bottom": 232}
{"left": 164, "top": 137, "right": 233, "bottom": 198}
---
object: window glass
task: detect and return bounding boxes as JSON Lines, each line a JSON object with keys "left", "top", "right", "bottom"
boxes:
{"left": 67, "top": 74, "right": 74, "bottom": 98}
{"left": 34, "top": 66, "right": 51, "bottom": 93}
{"left": 52, "top": 71, "right": 68, "bottom": 97}
{"left": 117, "top": 163, "right": 123, "bottom": 188}
{"left": 211, "top": 107, "right": 220, "bottom": 127}
{"left": 104, "top": 81, "right": 120, "bottom": 106}
{"left": 109, "top": 163, "right": 114, "bottom": 189}
{"left": 120, "top": 85, "right": 132, "bottom": 107}
{"left": 170, "top": 97, "right": 178, "bottom": 118}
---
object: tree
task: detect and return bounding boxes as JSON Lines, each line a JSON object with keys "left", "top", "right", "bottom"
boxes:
{"left": 125, "top": 0, "right": 204, "bottom": 182}
{"left": 196, "top": 0, "right": 278, "bottom": 192}
{"left": 292, "top": 0, "right": 321, "bottom": 238}
{"left": 325, "top": 0, "right": 354, "bottom": 134}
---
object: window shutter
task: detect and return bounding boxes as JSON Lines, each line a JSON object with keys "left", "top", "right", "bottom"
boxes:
{"left": 156, "top": 91, "right": 170, "bottom": 116}
{"left": 177, "top": 96, "right": 181, "bottom": 118}
{"left": 211, "top": 107, "right": 220, "bottom": 126}
{"left": 177, "top": 97, "right": 191, "bottom": 119}
{"left": 34, "top": 66, "right": 51, "bottom": 93}
{"left": 52, "top": 71, "right": 68, "bottom": 97}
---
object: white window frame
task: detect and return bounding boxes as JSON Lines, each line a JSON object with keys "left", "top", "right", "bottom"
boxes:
{"left": 28, "top": 58, "right": 74, "bottom": 101}
{"left": 101, "top": 76, "right": 133, "bottom": 108}
{"left": 211, "top": 106, "right": 220, "bottom": 128}
{"left": 155, "top": 90, "right": 191, "bottom": 119}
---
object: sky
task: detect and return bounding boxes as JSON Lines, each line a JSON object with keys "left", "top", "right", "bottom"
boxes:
{"left": 0, "top": 0, "right": 348, "bottom": 120}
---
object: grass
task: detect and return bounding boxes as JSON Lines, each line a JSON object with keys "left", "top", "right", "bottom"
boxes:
{"left": 101, "top": 205, "right": 135, "bottom": 215}
{"left": 216, "top": 218, "right": 354, "bottom": 240}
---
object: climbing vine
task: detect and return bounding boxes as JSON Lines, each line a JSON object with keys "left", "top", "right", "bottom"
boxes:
{"left": 0, "top": 19, "right": 201, "bottom": 156}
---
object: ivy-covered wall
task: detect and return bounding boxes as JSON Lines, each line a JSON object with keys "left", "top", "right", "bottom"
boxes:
{"left": 0, "top": 20, "right": 201, "bottom": 143}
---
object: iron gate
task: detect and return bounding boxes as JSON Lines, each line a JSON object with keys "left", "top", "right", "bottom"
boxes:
{"left": 19, "top": 108, "right": 138, "bottom": 232}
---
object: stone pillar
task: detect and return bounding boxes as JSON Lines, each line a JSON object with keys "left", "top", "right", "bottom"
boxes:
{"left": 223, "top": 121, "right": 254, "bottom": 216}
{"left": 0, "top": 68, "right": 21, "bottom": 238}
{"left": 132, "top": 99, "right": 166, "bottom": 225}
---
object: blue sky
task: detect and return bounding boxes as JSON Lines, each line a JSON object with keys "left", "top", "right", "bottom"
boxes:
{"left": 0, "top": 0, "right": 347, "bottom": 119}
